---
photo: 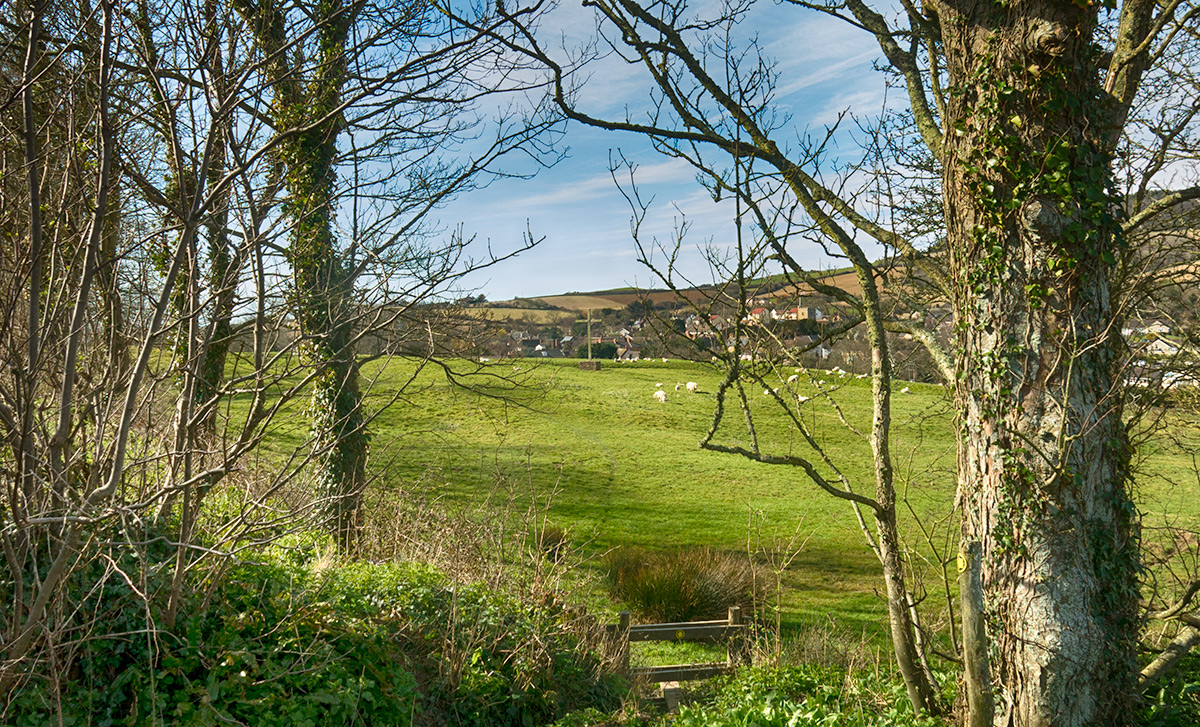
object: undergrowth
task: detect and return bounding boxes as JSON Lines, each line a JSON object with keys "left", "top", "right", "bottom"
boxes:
{"left": 2, "top": 538, "right": 622, "bottom": 727}
{"left": 551, "top": 664, "right": 947, "bottom": 727}
{"left": 1140, "top": 652, "right": 1200, "bottom": 727}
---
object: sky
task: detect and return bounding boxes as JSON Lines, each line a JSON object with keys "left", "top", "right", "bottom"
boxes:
{"left": 436, "top": 1, "right": 890, "bottom": 301}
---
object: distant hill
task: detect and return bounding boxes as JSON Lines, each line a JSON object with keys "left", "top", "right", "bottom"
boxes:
{"left": 494, "top": 268, "right": 862, "bottom": 313}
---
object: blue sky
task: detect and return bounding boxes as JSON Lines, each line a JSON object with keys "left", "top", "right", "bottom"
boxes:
{"left": 442, "top": 2, "right": 888, "bottom": 301}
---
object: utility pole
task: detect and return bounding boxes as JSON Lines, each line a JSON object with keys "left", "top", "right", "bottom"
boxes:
{"left": 587, "top": 308, "right": 592, "bottom": 360}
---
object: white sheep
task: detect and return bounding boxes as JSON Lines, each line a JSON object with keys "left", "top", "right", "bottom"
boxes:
{"left": 656, "top": 382, "right": 663, "bottom": 388}
{"left": 653, "top": 390, "right": 668, "bottom": 403}
{"left": 787, "top": 374, "right": 799, "bottom": 384}
{"left": 674, "top": 382, "right": 683, "bottom": 391}
{"left": 900, "top": 386, "right": 911, "bottom": 394}
{"left": 686, "top": 381, "right": 698, "bottom": 393}
{"left": 797, "top": 395, "right": 810, "bottom": 403}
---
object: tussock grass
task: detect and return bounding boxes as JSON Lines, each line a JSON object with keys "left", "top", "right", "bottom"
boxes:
{"left": 605, "top": 546, "right": 765, "bottom": 623}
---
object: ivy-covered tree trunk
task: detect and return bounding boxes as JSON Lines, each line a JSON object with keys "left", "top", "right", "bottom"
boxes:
{"left": 194, "top": 0, "right": 234, "bottom": 437}
{"left": 241, "top": 0, "right": 368, "bottom": 548}
{"left": 282, "top": 0, "right": 364, "bottom": 549}
{"left": 940, "top": 1, "right": 1139, "bottom": 724}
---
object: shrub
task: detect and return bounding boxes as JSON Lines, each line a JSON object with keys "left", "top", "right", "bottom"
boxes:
{"left": 665, "top": 665, "right": 945, "bottom": 727}
{"left": 605, "top": 547, "right": 764, "bottom": 623}
{"left": 4, "top": 553, "right": 623, "bottom": 727}
{"left": 577, "top": 342, "right": 618, "bottom": 359}
{"left": 5, "top": 556, "right": 421, "bottom": 727}
{"left": 537, "top": 524, "right": 570, "bottom": 563}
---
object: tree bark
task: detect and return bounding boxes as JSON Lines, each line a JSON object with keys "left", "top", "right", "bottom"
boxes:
{"left": 940, "top": 1, "right": 1140, "bottom": 724}
{"left": 233, "top": 0, "right": 368, "bottom": 548}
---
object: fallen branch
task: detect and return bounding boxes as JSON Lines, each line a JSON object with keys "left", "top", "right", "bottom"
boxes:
{"left": 1140, "top": 613, "right": 1200, "bottom": 691}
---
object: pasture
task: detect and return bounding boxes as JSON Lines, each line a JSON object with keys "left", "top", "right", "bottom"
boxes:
{"left": 252, "top": 355, "right": 1200, "bottom": 645}
{"left": 323, "top": 357, "right": 1200, "bottom": 643}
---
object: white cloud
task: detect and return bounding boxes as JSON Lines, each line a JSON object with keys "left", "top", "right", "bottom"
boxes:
{"left": 445, "top": 1, "right": 901, "bottom": 299}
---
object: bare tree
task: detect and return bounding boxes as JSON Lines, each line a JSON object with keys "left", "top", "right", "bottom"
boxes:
{"left": 0, "top": 0, "right": 557, "bottom": 696}
{"left": 477, "top": 0, "right": 1200, "bottom": 721}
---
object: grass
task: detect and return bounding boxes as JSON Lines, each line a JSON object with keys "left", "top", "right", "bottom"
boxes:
{"left": 356, "top": 359, "right": 924, "bottom": 638}
{"left": 242, "top": 356, "right": 1200, "bottom": 645}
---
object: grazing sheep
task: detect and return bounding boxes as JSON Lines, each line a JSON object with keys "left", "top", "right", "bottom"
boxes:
{"left": 856, "top": 373, "right": 869, "bottom": 379}
{"left": 674, "top": 382, "right": 683, "bottom": 391}
{"left": 900, "top": 386, "right": 911, "bottom": 394}
{"left": 656, "top": 382, "right": 663, "bottom": 388}
{"left": 817, "top": 379, "right": 826, "bottom": 386}
{"left": 653, "top": 390, "right": 668, "bottom": 403}
{"left": 787, "top": 374, "right": 799, "bottom": 384}
{"left": 662, "top": 357, "right": 669, "bottom": 362}
{"left": 797, "top": 395, "right": 810, "bottom": 403}
{"left": 686, "top": 381, "right": 698, "bottom": 393}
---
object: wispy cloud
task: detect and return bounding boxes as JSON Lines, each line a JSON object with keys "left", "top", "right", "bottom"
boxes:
{"left": 448, "top": 2, "right": 897, "bottom": 299}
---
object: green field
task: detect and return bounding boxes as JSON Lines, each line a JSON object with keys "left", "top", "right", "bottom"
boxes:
{"left": 263, "top": 357, "right": 1200, "bottom": 644}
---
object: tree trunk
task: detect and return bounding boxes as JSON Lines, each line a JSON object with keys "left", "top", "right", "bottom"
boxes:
{"left": 237, "top": 0, "right": 368, "bottom": 548}
{"left": 859, "top": 257, "right": 940, "bottom": 715}
{"left": 940, "top": 1, "right": 1139, "bottom": 724}
{"left": 195, "top": 0, "right": 234, "bottom": 437}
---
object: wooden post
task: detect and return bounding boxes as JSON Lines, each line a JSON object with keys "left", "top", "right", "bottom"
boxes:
{"left": 726, "top": 606, "right": 748, "bottom": 668}
{"left": 959, "top": 541, "right": 994, "bottom": 727}
{"left": 619, "top": 610, "right": 631, "bottom": 675}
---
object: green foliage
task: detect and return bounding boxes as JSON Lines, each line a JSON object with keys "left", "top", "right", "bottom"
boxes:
{"left": 1140, "top": 653, "right": 1200, "bottom": 727}
{"left": 605, "top": 546, "right": 764, "bottom": 623}
{"left": 330, "top": 563, "right": 623, "bottom": 726}
{"left": 6, "top": 556, "right": 418, "bottom": 727}
{"left": 578, "top": 342, "right": 619, "bottom": 359}
{"left": 5, "top": 553, "right": 620, "bottom": 727}
{"left": 661, "top": 665, "right": 944, "bottom": 727}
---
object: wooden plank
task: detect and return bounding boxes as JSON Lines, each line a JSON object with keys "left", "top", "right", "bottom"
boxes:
{"left": 628, "top": 623, "right": 746, "bottom": 643}
{"left": 632, "top": 663, "right": 731, "bottom": 683}
{"left": 630, "top": 618, "right": 728, "bottom": 631}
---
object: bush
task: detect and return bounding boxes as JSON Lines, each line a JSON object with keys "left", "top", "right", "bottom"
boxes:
{"left": 4, "top": 553, "right": 622, "bottom": 727}
{"left": 5, "top": 556, "right": 420, "bottom": 727}
{"left": 577, "top": 342, "right": 618, "bottom": 359}
{"left": 537, "top": 524, "right": 570, "bottom": 562}
{"left": 665, "top": 665, "right": 945, "bottom": 727}
{"left": 605, "top": 547, "right": 764, "bottom": 623}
